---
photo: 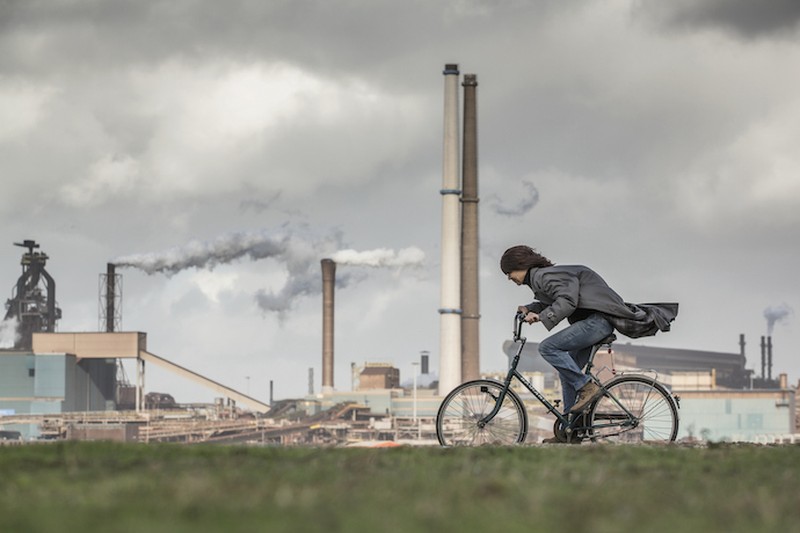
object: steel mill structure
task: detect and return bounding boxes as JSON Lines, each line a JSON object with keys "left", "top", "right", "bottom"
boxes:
{"left": 3, "top": 240, "right": 62, "bottom": 351}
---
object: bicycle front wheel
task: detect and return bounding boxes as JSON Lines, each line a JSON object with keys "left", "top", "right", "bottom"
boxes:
{"left": 587, "top": 375, "right": 678, "bottom": 444}
{"left": 436, "top": 379, "right": 528, "bottom": 446}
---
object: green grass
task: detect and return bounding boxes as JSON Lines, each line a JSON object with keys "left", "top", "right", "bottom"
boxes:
{"left": 2, "top": 442, "right": 800, "bottom": 532}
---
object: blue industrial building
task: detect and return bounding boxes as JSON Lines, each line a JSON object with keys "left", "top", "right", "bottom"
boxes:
{"left": 0, "top": 351, "right": 116, "bottom": 439}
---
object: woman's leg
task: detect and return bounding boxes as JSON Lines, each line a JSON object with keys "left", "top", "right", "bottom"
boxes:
{"left": 560, "top": 374, "right": 578, "bottom": 413}
{"left": 538, "top": 314, "right": 613, "bottom": 411}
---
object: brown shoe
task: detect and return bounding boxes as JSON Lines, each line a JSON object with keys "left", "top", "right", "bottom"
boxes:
{"left": 570, "top": 381, "right": 603, "bottom": 414}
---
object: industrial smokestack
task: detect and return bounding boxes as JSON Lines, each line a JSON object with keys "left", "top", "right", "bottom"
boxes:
{"left": 767, "top": 336, "right": 773, "bottom": 381}
{"left": 269, "top": 380, "right": 274, "bottom": 406}
{"left": 760, "top": 336, "right": 766, "bottom": 380}
{"left": 321, "top": 259, "right": 336, "bottom": 393}
{"left": 421, "top": 351, "right": 429, "bottom": 375}
{"left": 106, "top": 263, "right": 116, "bottom": 332}
{"left": 460, "top": 73, "right": 480, "bottom": 382}
{"left": 438, "top": 63, "right": 462, "bottom": 395}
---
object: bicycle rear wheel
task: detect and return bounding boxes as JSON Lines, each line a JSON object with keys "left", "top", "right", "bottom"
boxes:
{"left": 587, "top": 375, "right": 678, "bottom": 443}
{"left": 436, "top": 380, "right": 528, "bottom": 446}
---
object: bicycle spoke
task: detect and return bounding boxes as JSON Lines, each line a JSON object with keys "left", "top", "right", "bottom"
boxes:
{"left": 587, "top": 376, "right": 677, "bottom": 444}
{"left": 436, "top": 380, "right": 527, "bottom": 446}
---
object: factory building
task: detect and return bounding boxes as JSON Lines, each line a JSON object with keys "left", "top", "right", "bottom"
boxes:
{"left": 1, "top": 241, "right": 118, "bottom": 439}
{"left": 357, "top": 363, "right": 400, "bottom": 391}
{"left": 0, "top": 242, "right": 271, "bottom": 441}
{"left": 0, "top": 352, "right": 116, "bottom": 439}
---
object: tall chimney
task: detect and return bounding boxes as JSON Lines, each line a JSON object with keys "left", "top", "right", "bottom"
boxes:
{"left": 767, "top": 336, "right": 773, "bottom": 381}
{"left": 760, "top": 336, "right": 766, "bottom": 380}
{"left": 438, "top": 63, "right": 462, "bottom": 395}
{"left": 106, "top": 263, "right": 116, "bottom": 332}
{"left": 321, "top": 259, "right": 336, "bottom": 393}
{"left": 269, "top": 380, "right": 274, "bottom": 406}
{"left": 421, "top": 351, "right": 429, "bottom": 375}
{"left": 460, "top": 73, "right": 480, "bottom": 382}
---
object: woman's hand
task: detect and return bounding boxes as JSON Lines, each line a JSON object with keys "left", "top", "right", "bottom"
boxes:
{"left": 523, "top": 311, "right": 540, "bottom": 324}
{"left": 517, "top": 306, "right": 540, "bottom": 324}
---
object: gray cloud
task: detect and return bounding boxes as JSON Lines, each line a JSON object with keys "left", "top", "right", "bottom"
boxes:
{"left": 636, "top": 0, "right": 800, "bottom": 39}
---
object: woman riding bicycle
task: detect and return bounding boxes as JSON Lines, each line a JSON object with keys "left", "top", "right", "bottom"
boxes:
{"left": 500, "top": 245, "right": 678, "bottom": 419}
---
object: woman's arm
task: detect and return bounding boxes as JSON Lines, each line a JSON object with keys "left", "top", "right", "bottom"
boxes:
{"left": 534, "top": 271, "right": 579, "bottom": 330}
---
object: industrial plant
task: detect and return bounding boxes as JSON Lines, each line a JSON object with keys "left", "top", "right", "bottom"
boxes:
{"left": 2, "top": 66, "right": 798, "bottom": 446}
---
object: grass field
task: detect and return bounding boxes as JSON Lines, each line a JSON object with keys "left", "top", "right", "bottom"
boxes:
{"left": 1, "top": 442, "right": 799, "bottom": 533}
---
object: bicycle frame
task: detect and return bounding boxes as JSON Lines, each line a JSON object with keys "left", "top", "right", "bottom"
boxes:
{"left": 478, "top": 313, "right": 642, "bottom": 439}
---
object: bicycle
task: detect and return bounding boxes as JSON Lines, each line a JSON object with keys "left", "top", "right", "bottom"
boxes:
{"left": 435, "top": 312, "right": 680, "bottom": 446}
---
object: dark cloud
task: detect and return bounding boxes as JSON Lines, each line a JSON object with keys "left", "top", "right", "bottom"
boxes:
{"left": 0, "top": 1, "right": 459, "bottom": 82}
{"left": 637, "top": 0, "right": 800, "bottom": 39}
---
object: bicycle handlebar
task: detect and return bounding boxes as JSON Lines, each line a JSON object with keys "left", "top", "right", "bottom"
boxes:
{"left": 513, "top": 312, "right": 526, "bottom": 342}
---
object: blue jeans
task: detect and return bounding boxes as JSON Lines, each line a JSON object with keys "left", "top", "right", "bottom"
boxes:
{"left": 538, "top": 313, "right": 613, "bottom": 412}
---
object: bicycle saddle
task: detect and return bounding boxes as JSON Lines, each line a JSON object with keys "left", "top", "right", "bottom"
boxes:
{"left": 599, "top": 334, "right": 617, "bottom": 345}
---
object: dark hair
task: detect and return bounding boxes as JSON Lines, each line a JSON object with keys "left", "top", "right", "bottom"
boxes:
{"left": 500, "top": 245, "right": 554, "bottom": 274}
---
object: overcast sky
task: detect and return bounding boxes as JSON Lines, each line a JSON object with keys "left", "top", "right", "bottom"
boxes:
{"left": 2, "top": 0, "right": 799, "bottom": 403}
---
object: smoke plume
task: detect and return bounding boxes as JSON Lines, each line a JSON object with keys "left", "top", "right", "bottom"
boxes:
{"left": 112, "top": 226, "right": 324, "bottom": 275}
{"left": 112, "top": 226, "right": 425, "bottom": 316}
{"left": 331, "top": 247, "right": 425, "bottom": 267}
{"left": 764, "top": 303, "right": 794, "bottom": 335}
{"left": 255, "top": 246, "right": 424, "bottom": 317}
{"left": 0, "top": 317, "right": 20, "bottom": 349}
{"left": 488, "top": 180, "right": 539, "bottom": 217}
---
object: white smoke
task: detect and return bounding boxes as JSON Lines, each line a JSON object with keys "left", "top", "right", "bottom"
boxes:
{"left": 255, "top": 246, "right": 425, "bottom": 317}
{"left": 112, "top": 226, "right": 425, "bottom": 317}
{"left": 488, "top": 180, "right": 539, "bottom": 217}
{"left": 0, "top": 317, "right": 20, "bottom": 348}
{"left": 331, "top": 247, "right": 425, "bottom": 267}
{"left": 764, "top": 303, "right": 794, "bottom": 336}
{"left": 112, "top": 226, "right": 324, "bottom": 275}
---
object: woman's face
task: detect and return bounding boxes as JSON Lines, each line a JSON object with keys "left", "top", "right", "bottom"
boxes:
{"left": 506, "top": 270, "right": 527, "bottom": 285}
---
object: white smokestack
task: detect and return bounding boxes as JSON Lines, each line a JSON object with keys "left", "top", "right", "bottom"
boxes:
{"left": 438, "top": 63, "right": 462, "bottom": 395}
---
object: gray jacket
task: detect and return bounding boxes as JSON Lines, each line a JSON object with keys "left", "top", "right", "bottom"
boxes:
{"left": 523, "top": 265, "right": 678, "bottom": 339}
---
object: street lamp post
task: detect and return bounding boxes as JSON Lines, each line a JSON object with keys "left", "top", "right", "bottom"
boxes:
{"left": 412, "top": 361, "right": 419, "bottom": 440}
